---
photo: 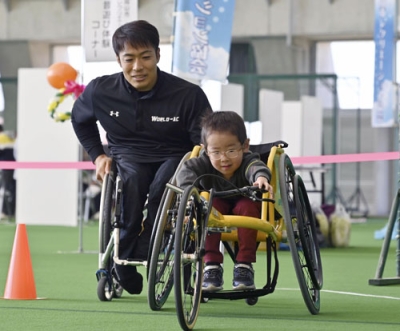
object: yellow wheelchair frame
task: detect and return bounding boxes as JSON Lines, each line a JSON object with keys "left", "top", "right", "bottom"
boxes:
{"left": 147, "top": 141, "right": 323, "bottom": 331}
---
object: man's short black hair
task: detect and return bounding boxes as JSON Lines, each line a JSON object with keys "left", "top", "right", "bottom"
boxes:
{"left": 112, "top": 20, "right": 160, "bottom": 56}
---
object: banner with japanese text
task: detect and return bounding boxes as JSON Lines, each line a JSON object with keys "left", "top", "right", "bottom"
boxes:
{"left": 172, "top": 0, "right": 236, "bottom": 82}
{"left": 83, "top": 0, "right": 138, "bottom": 62}
{"left": 372, "top": 0, "right": 397, "bottom": 127}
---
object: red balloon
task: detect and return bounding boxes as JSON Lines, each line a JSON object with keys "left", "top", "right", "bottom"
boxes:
{"left": 47, "top": 62, "right": 78, "bottom": 89}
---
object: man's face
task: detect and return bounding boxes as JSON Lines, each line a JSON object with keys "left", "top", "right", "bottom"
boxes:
{"left": 117, "top": 43, "right": 160, "bottom": 91}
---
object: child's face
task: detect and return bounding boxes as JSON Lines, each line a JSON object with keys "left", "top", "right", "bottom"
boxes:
{"left": 204, "top": 131, "right": 249, "bottom": 180}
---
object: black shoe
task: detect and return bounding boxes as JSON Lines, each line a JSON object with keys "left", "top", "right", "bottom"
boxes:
{"left": 202, "top": 265, "right": 223, "bottom": 292}
{"left": 114, "top": 265, "right": 143, "bottom": 295}
{"left": 232, "top": 263, "right": 255, "bottom": 290}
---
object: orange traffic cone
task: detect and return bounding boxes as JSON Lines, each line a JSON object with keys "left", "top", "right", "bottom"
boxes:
{"left": 3, "top": 223, "right": 38, "bottom": 300}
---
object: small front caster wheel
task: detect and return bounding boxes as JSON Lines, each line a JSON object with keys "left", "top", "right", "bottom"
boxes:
{"left": 97, "top": 277, "right": 114, "bottom": 301}
{"left": 246, "top": 297, "right": 258, "bottom": 306}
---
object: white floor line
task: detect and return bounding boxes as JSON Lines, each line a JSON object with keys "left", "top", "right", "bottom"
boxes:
{"left": 278, "top": 287, "right": 400, "bottom": 300}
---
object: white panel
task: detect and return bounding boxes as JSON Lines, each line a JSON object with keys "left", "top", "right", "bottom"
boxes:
{"left": 301, "top": 96, "right": 323, "bottom": 157}
{"left": 220, "top": 83, "right": 244, "bottom": 118}
{"left": 16, "top": 68, "right": 79, "bottom": 226}
{"left": 259, "top": 89, "right": 284, "bottom": 143}
{"left": 301, "top": 96, "right": 324, "bottom": 205}
{"left": 202, "top": 82, "right": 244, "bottom": 117}
{"left": 281, "top": 101, "right": 302, "bottom": 157}
{"left": 201, "top": 80, "right": 222, "bottom": 111}
{"left": 247, "top": 121, "right": 262, "bottom": 144}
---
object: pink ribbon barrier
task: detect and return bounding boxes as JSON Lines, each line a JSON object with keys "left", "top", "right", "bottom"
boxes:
{"left": 290, "top": 151, "right": 399, "bottom": 165}
{"left": 0, "top": 151, "right": 398, "bottom": 170}
{"left": 0, "top": 161, "right": 96, "bottom": 170}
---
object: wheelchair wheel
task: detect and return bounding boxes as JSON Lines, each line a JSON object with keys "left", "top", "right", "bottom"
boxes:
{"left": 294, "top": 174, "right": 323, "bottom": 290}
{"left": 279, "top": 153, "right": 320, "bottom": 315}
{"left": 97, "top": 162, "right": 123, "bottom": 301}
{"left": 174, "top": 186, "right": 204, "bottom": 331}
{"left": 97, "top": 276, "right": 114, "bottom": 301}
{"left": 148, "top": 188, "right": 179, "bottom": 310}
{"left": 98, "top": 171, "right": 115, "bottom": 267}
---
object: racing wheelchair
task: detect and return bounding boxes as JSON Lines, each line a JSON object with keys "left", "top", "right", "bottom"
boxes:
{"left": 147, "top": 141, "right": 323, "bottom": 331}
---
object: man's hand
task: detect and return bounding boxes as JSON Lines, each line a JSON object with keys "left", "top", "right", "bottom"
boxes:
{"left": 94, "top": 154, "right": 112, "bottom": 182}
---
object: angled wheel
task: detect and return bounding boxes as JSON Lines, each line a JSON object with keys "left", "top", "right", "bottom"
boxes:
{"left": 174, "top": 185, "right": 204, "bottom": 331}
{"left": 147, "top": 151, "right": 192, "bottom": 310}
{"left": 147, "top": 187, "right": 179, "bottom": 310}
{"left": 294, "top": 174, "right": 323, "bottom": 290}
{"left": 279, "top": 153, "right": 320, "bottom": 315}
{"left": 97, "top": 162, "right": 120, "bottom": 302}
{"left": 97, "top": 276, "right": 114, "bottom": 301}
{"left": 98, "top": 161, "right": 119, "bottom": 265}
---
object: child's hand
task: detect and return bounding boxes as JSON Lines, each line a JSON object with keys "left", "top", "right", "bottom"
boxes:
{"left": 253, "top": 176, "right": 274, "bottom": 198}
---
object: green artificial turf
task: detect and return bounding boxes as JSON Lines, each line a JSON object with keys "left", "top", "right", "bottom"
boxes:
{"left": 0, "top": 218, "right": 399, "bottom": 330}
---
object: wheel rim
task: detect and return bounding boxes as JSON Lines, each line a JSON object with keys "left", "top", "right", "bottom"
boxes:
{"left": 97, "top": 276, "right": 113, "bottom": 301}
{"left": 279, "top": 154, "right": 320, "bottom": 315}
{"left": 148, "top": 189, "right": 178, "bottom": 310}
{"left": 174, "top": 186, "right": 203, "bottom": 330}
{"left": 294, "top": 175, "right": 323, "bottom": 290}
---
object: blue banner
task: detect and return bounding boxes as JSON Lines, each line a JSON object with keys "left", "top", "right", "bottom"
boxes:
{"left": 372, "top": 0, "right": 397, "bottom": 127}
{"left": 172, "top": 0, "right": 236, "bottom": 83}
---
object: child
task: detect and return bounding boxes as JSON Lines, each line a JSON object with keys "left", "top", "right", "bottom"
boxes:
{"left": 176, "top": 111, "right": 273, "bottom": 292}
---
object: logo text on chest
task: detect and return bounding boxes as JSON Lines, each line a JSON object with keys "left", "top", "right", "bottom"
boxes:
{"left": 151, "top": 116, "right": 180, "bottom": 122}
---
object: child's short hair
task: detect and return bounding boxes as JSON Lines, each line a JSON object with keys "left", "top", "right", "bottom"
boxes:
{"left": 201, "top": 111, "right": 247, "bottom": 148}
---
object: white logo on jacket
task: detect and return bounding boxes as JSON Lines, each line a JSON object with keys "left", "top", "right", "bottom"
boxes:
{"left": 110, "top": 111, "right": 119, "bottom": 117}
{"left": 151, "top": 116, "right": 179, "bottom": 122}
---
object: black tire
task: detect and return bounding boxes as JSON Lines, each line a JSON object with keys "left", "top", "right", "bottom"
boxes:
{"left": 147, "top": 188, "right": 178, "bottom": 310}
{"left": 97, "top": 163, "right": 121, "bottom": 302}
{"left": 147, "top": 151, "right": 192, "bottom": 310}
{"left": 174, "top": 186, "right": 204, "bottom": 331}
{"left": 279, "top": 154, "right": 320, "bottom": 315}
{"left": 294, "top": 175, "right": 323, "bottom": 290}
{"left": 246, "top": 297, "right": 258, "bottom": 306}
{"left": 98, "top": 172, "right": 114, "bottom": 262}
{"left": 97, "top": 276, "right": 113, "bottom": 301}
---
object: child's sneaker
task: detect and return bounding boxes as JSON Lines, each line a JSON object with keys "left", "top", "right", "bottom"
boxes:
{"left": 202, "top": 264, "right": 223, "bottom": 292}
{"left": 232, "top": 263, "right": 255, "bottom": 290}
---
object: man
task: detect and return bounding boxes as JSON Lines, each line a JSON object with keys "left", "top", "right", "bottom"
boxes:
{"left": 71, "top": 20, "right": 212, "bottom": 294}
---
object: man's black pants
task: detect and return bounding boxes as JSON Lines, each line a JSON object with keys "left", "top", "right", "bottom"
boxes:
{"left": 112, "top": 155, "right": 182, "bottom": 294}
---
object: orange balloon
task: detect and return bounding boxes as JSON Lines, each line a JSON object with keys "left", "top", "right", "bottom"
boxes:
{"left": 47, "top": 62, "right": 78, "bottom": 89}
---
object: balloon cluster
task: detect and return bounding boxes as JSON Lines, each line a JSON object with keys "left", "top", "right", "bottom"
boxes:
{"left": 46, "top": 62, "right": 85, "bottom": 122}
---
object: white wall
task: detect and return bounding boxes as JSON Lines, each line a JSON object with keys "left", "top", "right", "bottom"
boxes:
{"left": 16, "top": 68, "right": 79, "bottom": 226}
{"left": 0, "top": 0, "right": 380, "bottom": 42}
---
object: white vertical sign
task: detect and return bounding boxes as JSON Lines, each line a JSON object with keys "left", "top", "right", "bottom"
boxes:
{"left": 83, "top": 0, "right": 138, "bottom": 62}
{"left": 372, "top": 0, "right": 397, "bottom": 127}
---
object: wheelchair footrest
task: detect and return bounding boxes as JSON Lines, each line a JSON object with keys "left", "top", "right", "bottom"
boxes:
{"left": 202, "top": 287, "right": 275, "bottom": 300}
